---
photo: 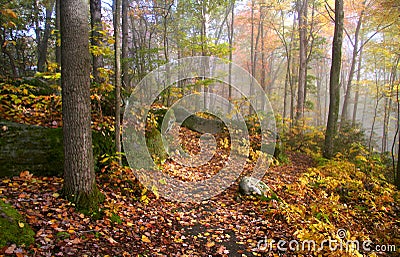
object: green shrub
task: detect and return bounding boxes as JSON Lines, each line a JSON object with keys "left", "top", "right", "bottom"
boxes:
{"left": 284, "top": 123, "right": 325, "bottom": 154}
{"left": 334, "top": 121, "right": 369, "bottom": 160}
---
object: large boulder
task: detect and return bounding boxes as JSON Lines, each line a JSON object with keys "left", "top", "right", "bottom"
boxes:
{"left": 0, "top": 121, "right": 63, "bottom": 177}
{"left": 0, "top": 121, "right": 114, "bottom": 177}
{"left": 151, "top": 106, "right": 225, "bottom": 134}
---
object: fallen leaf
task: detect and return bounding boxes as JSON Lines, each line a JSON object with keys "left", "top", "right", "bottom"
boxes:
{"left": 71, "top": 237, "right": 81, "bottom": 244}
{"left": 5, "top": 244, "right": 16, "bottom": 254}
{"left": 141, "top": 235, "right": 151, "bottom": 243}
{"left": 107, "top": 236, "right": 118, "bottom": 244}
{"left": 216, "top": 245, "right": 226, "bottom": 254}
{"left": 206, "top": 241, "right": 215, "bottom": 248}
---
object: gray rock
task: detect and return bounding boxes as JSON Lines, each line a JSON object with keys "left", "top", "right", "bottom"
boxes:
{"left": 239, "top": 176, "right": 271, "bottom": 196}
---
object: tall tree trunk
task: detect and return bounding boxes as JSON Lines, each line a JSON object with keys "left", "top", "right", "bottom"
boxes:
{"left": 340, "top": 7, "right": 364, "bottom": 123}
{"left": 114, "top": 0, "right": 122, "bottom": 165}
{"left": 61, "top": 0, "right": 101, "bottom": 211}
{"left": 296, "top": 0, "right": 308, "bottom": 122}
{"left": 323, "top": 61, "right": 328, "bottom": 125}
{"left": 352, "top": 41, "right": 364, "bottom": 125}
{"left": 0, "top": 33, "right": 18, "bottom": 78}
{"left": 228, "top": 0, "right": 234, "bottom": 112}
{"left": 389, "top": 56, "right": 399, "bottom": 181}
{"left": 395, "top": 77, "right": 400, "bottom": 189}
{"left": 283, "top": 13, "right": 296, "bottom": 126}
{"left": 55, "top": 0, "right": 61, "bottom": 68}
{"left": 90, "top": 0, "right": 105, "bottom": 85}
{"left": 249, "top": 2, "right": 262, "bottom": 115}
{"left": 260, "top": 11, "right": 266, "bottom": 106}
{"left": 323, "top": 0, "right": 344, "bottom": 159}
{"left": 384, "top": 56, "right": 399, "bottom": 154}
{"left": 396, "top": 129, "right": 400, "bottom": 189}
{"left": 290, "top": 56, "right": 297, "bottom": 124}
{"left": 316, "top": 61, "right": 323, "bottom": 126}
{"left": 122, "top": 0, "right": 130, "bottom": 90}
{"left": 249, "top": 0, "right": 255, "bottom": 115}
{"left": 37, "top": 1, "right": 55, "bottom": 72}
{"left": 368, "top": 54, "right": 382, "bottom": 152}
{"left": 382, "top": 82, "right": 391, "bottom": 152}
{"left": 369, "top": 77, "right": 381, "bottom": 152}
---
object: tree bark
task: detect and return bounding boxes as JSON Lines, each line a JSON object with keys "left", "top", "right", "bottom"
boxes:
{"left": 228, "top": 0, "right": 234, "bottom": 112}
{"left": 396, "top": 130, "right": 400, "bottom": 189}
{"left": 37, "top": 1, "right": 55, "bottom": 72}
{"left": 260, "top": 10, "right": 266, "bottom": 106}
{"left": 323, "top": 0, "right": 344, "bottom": 159}
{"left": 114, "top": 0, "right": 122, "bottom": 165}
{"left": 60, "top": 0, "right": 101, "bottom": 211}
{"left": 55, "top": 0, "right": 61, "bottom": 68}
{"left": 0, "top": 32, "right": 18, "bottom": 78}
{"left": 296, "top": 0, "right": 308, "bottom": 122}
{"left": 396, "top": 84, "right": 400, "bottom": 188}
{"left": 122, "top": 0, "right": 130, "bottom": 90}
{"left": 352, "top": 41, "right": 364, "bottom": 125}
{"left": 340, "top": 7, "right": 364, "bottom": 122}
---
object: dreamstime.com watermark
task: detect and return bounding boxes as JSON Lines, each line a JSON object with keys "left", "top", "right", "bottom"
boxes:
{"left": 257, "top": 229, "right": 397, "bottom": 254}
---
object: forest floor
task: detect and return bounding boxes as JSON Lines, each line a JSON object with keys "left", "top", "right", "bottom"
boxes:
{"left": 1, "top": 128, "right": 399, "bottom": 257}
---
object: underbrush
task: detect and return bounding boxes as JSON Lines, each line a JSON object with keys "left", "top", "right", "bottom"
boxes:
{"left": 280, "top": 158, "right": 399, "bottom": 256}
{"left": 282, "top": 120, "right": 396, "bottom": 185}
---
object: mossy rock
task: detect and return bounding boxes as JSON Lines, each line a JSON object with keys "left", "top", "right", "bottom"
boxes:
{"left": 146, "top": 127, "right": 168, "bottom": 165}
{"left": 0, "top": 200, "right": 35, "bottom": 247}
{"left": 0, "top": 121, "right": 63, "bottom": 177}
{"left": 0, "top": 121, "right": 116, "bottom": 177}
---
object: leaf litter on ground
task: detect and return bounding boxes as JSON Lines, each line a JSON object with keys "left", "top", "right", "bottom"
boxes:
{"left": 0, "top": 128, "right": 399, "bottom": 256}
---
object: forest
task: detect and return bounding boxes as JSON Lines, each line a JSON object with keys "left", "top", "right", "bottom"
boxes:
{"left": 0, "top": 0, "right": 399, "bottom": 256}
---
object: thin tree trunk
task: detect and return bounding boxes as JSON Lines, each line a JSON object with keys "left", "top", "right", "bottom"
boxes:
{"left": 395, "top": 77, "right": 400, "bottom": 189}
{"left": 90, "top": 0, "right": 105, "bottom": 85}
{"left": 55, "top": 0, "right": 61, "bottom": 68}
{"left": 114, "top": 0, "right": 122, "bottom": 165}
{"left": 37, "top": 1, "right": 55, "bottom": 72}
{"left": 290, "top": 56, "right": 297, "bottom": 124}
{"left": 0, "top": 33, "right": 18, "bottom": 78}
{"left": 390, "top": 56, "right": 399, "bottom": 181}
{"left": 382, "top": 79, "right": 390, "bottom": 152}
{"left": 261, "top": 14, "right": 266, "bottom": 104}
{"left": 122, "top": 0, "right": 130, "bottom": 90}
{"left": 228, "top": 0, "right": 234, "bottom": 112}
{"left": 283, "top": 13, "right": 296, "bottom": 126}
{"left": 61, "top": 0, "right": 101, "bottom": 211}
{"left": 323, "top": 0, "right": 344, "bottom": 159}
{"left": 296, "top": 0, "right": 308, "bottom": 122}
{"left": 250, "top": 0, "right": 254, "bottom": 78}
{"left": 324, "top": 60, "right": 329, "bottom": 125}
{"left": 396, "top": 129, "right": 400, "bottom": 189}
{"left": 341, "top": 6, "right": 364, "bottom": 122}
{"left": 369, "top": 80, "right": 381, "bottom": 152}
{"left": 352, "top": 41, "right": 364, "bottom": 125}
{"left": 249, "top": 0, "right": 255, "bottom": 115}
{"left": 368, "top": 56, "right": 382, "bottom": 152}
{"left": 316, "top": 61, "right": 323, "bottom": 126}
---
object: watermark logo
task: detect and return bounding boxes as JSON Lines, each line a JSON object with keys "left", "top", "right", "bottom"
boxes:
{"left": 122, "top": 56, "right": 276, "bottom": 202}
{"left": 257, "top": 228, "right": 397, "bottom": 254}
